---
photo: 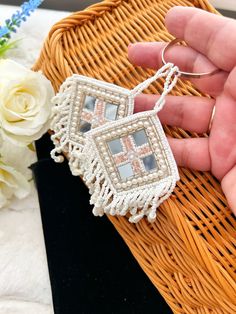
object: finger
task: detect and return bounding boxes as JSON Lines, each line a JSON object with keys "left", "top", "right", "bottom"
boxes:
{"left": 128, "top": 42, "right": 228, "bottom": 96}
{"left": 209, "top": 93, "right": 236, "bottom": 180}
{"left": 166, "top": 6, "right": 236, "bottom": 71}
{"left": 221, "top": 165, "right": 236, "bottom": 215}
{"left": 135, "top": 94, "right": 215, "bottom": 133}
{"left": 168, "top": 138, "right": 211, "bottom": 171}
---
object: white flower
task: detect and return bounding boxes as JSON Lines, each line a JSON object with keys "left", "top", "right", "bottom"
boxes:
{"left": 0, "top": 161, "right": 31, "bottom": 208}
{"left": 0, "top": 138, "right": 36, "bottom": 179}
{"left": 0, "top": 59, "right": 54, "bottom": 145}
{"left": 0, "top": 135, "right": 36, "bottom": 208}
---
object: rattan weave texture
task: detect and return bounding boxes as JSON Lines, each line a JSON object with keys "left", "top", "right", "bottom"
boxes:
{"left": 34, "top": 1, "right": 236, "bottom": 313}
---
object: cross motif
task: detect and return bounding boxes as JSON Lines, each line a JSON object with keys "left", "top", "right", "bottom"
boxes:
{"left": 112, "top": 134, "right": 154, "bottom": 178}
{"left": 81, "top": 99, "right": 109, "bottom": 128}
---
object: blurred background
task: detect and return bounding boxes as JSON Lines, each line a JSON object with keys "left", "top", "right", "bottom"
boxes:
{"left": 0, "top": 0, "right": 235, "bottom": 18}
{"left": 1, "top": 0, "right": 96, "bottom": 11}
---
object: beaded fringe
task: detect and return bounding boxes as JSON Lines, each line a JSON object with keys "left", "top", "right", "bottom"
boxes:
{"left": 50, "top": 85, "right": 85, "bottom": 175}
{"left": 50, "top": 64, "right": 180, "bottom": 223}
{"left": 76, "top": 141, "right": 176, "bottom": 223}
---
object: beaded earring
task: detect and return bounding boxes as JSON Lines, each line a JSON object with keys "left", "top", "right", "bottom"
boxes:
{"left": 50, "top": 63, "right": 180, "bottom": 223}
{"left": 77, "top": 64, "right": 180, "bottom": 223}
{"left": 50, "top": 74, "right": 134, "bottom": 173}
{"left": 50, "top": 63, "right": 174, "bottom": 176}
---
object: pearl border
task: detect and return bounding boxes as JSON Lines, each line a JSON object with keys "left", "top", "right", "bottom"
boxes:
{"left": 86, "top": 110, "right": 179, "bottom": 194}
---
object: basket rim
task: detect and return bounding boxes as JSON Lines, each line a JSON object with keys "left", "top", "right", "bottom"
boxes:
{"left": 48, "top": 0, "right": 212, "bottom": 37}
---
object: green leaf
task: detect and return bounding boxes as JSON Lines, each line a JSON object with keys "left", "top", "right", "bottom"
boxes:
{"left": 0, "top": 39, "right": 22, "bottom": 57}
{"left": 28, "top": 142, "right": 36, "bottom": 152}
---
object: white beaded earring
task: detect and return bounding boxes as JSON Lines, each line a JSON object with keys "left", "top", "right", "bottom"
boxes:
{"left": 50, "top": 75, "right": 134, "bottom": 170}
{"left": 50, "top": 63, "right": 173, "bottom": 175}
{"left": 77, "top": 64, "right": 180, "bottom": 223}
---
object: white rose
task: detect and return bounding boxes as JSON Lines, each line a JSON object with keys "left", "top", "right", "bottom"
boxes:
{"left": 0, "top": 138, "right": 36, "bottom": 179}
{"left": 0, "top": 59, "right": 54, "bottom": 145}
{"left": 0, "top": 161, "right": 31, "bottom": 208}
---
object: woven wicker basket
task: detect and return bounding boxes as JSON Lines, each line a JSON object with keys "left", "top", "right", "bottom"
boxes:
{"left": 34, "top": 1, "right": 236, "bottom": 313}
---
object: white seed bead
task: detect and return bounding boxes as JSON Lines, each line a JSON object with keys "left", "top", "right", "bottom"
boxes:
{"left": 143, "top": 175, "right": 148, "bottom": 181}
{"left": 108, "top": 167, "right": 113, "bottom": 172}
{"left": 116, "top": 183, "right": 121, "bottom": 189}
{"left": 161, "top": 165, "right": 167, "bottom": 170}
{"left": 158, "top": 170, "right": 164, "bottom": 176}
{"left": 122, "top": 183, "right": 127, "bottom": 188}
{"left": 120, "top": 105, "right": 125, "bottom": 110}
{"left": 138, "top": 121, "right": 143, "bottom": 127}
{"left": 106, "top": 162, "right": 112, "bottom": 167}
{"left": 128, "top": 126, "right": 132, "bottom": 131}
{"left": 127, "top": 180, "right": 132, "bottom": 186}
{"left": 144, "top": 121, "right": 149, "bottom": 127}
{"left": 119, "top": 110, "right": 125, "bottom": 115}
{"left": 137, "top": 177, "right": 143, "bottom": 183}
{"left": 132, "top": 179, "right": 137, "bottom": 184}
{"left": 56, "top": 156, "right": 64, "bottom": 163}
{"left": 133, "top": 123, "right": 138, "bottom": 129}
{"left": 122, "top": 127, "right": 127, "bottom": 133}
{"left": 111, "top": 172, "right": 116, "bottom": 178}
{"left": 111, "top": 131, "right": 116, "bottom": 137}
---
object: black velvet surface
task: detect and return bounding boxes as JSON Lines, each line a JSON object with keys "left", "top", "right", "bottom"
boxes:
{"left": 33, "top": 134, "right": 172, "bottom": 314}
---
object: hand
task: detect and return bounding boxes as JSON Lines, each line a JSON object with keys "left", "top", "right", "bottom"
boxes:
{"left": 128, "top": 6, "right": 236, "bottom": 214}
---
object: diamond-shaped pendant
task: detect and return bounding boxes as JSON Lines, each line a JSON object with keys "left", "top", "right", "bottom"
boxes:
{"left": 50, "top": 75, "right": 134, "bottom": 169}
{"left": 50, "top": 64, "right": 180, "bottom": 222}
{"left": 79, "top": 110, "right": 179, "bottom": 223}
